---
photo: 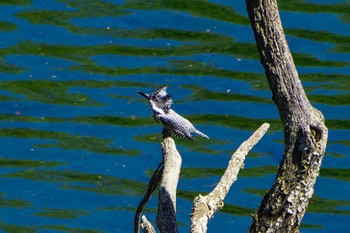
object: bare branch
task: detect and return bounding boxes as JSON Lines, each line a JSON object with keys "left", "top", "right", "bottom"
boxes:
{"left": 156, "top": 135, "right": 182, "bottom": 233}
{"left": 190, "top": 123, "right": 270, "bottom": 233}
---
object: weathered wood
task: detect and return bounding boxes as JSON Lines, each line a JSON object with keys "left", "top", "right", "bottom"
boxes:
{"left": 246, "top": 0, "right": 328, "bottom": 232}
{"left": 156, "top": 135, "right": 181, "bottom": 233}
{"left": 190, "top": 123, "right": 270, "bottom": 233}
{"left": 140, "top": 215, "right": 156, "bottom": 233}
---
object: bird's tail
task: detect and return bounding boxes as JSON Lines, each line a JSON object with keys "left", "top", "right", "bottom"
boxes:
{"left": 194, "top": 129, "right": 210, "bottom": 139}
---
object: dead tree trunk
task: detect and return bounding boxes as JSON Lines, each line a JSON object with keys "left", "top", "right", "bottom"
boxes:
{"left": 156, "top": 135, "right": 181, "bottom": 233}
{"left": 246, "top": 0, "right": 328, "bottom": 232}
{"left": 136, "top": 131, "right": 181, "bottom": 233}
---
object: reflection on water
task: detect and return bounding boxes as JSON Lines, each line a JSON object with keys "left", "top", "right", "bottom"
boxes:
{"left": 0, "top": 0, "right": 349, "bottom": 232}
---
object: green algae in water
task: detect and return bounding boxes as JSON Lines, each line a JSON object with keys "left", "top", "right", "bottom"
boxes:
{"left": 0, "top": 79, "right": 150, "bottom": 106}
{"left": 36, "top": 208, "right": 88, "bottom": 219}
{"left": 183, "top": 84, "right": 272, "bottom": 104}
{"left": 4, "top": 169, "right": 147, "bottom": 196}
{"left": 0, "top": 20, "right": 17, "bottom": 32}
{"left": 0, "top": 193, "right": 31, "bottom": 208}
{"left": 40, "top": 225, "right": 103, "bottom": 233}
{"left": 0, "top": 0, "right": 31, "bottom": 6}
{"left": 0, "top": 128, "right": 138, "bottom": 156}
{"left": 0, "top": 80, "right": 102, "bottom": 106}
{"left": 124, "top": 0, "right": 250, "bottom": 25}
{"left": 180, "top": 166, "right": 277, "bottom": 179}
{"left": 0, "top": 159, "right": 66, "bottom": 168}
{"left": 0, "top": 222, "right": 36, "bottom": 233}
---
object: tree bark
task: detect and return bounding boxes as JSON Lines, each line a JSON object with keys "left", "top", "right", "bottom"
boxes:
{"left": 246, "top": 0, "right": 328, "bottom": 232}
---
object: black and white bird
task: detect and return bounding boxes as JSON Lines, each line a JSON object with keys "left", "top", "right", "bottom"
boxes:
{"left": 137, "top": 85, "right": 209, "bottom": 140}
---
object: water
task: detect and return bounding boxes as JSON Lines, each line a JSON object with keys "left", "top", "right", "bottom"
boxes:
{"left": 0, "top": 0, "right": 349, "bottom": 232}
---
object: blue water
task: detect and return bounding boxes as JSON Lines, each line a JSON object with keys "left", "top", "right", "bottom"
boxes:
{"left": 0, "top": 0, "right": 349, "bottom": 232}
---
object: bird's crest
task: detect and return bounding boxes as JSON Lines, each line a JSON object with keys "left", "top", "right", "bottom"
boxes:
{"left": 150, "top": 85, "right": 173, "bottom": 112}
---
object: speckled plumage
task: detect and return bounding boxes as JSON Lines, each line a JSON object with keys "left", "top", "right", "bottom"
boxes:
{"left": 137, "top": 86, "right": 209, "bottom": 140}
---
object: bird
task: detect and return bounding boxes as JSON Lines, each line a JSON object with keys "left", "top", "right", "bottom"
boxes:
{"left": 137, "top": 85, "right": 209, "bottom": 140}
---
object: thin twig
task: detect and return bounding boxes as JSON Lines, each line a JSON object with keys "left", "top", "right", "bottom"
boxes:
{"left": 134, "top": 161, "right": 164, "bottom": 233}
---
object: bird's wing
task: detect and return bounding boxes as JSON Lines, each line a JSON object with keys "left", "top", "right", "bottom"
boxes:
{"left": 158, "top": 115, "right": 193, "bottom": 139}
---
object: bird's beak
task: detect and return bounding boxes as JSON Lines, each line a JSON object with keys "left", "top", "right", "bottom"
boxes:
{"left": 137, "top": 91, "right": 150, "bottom": 100}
